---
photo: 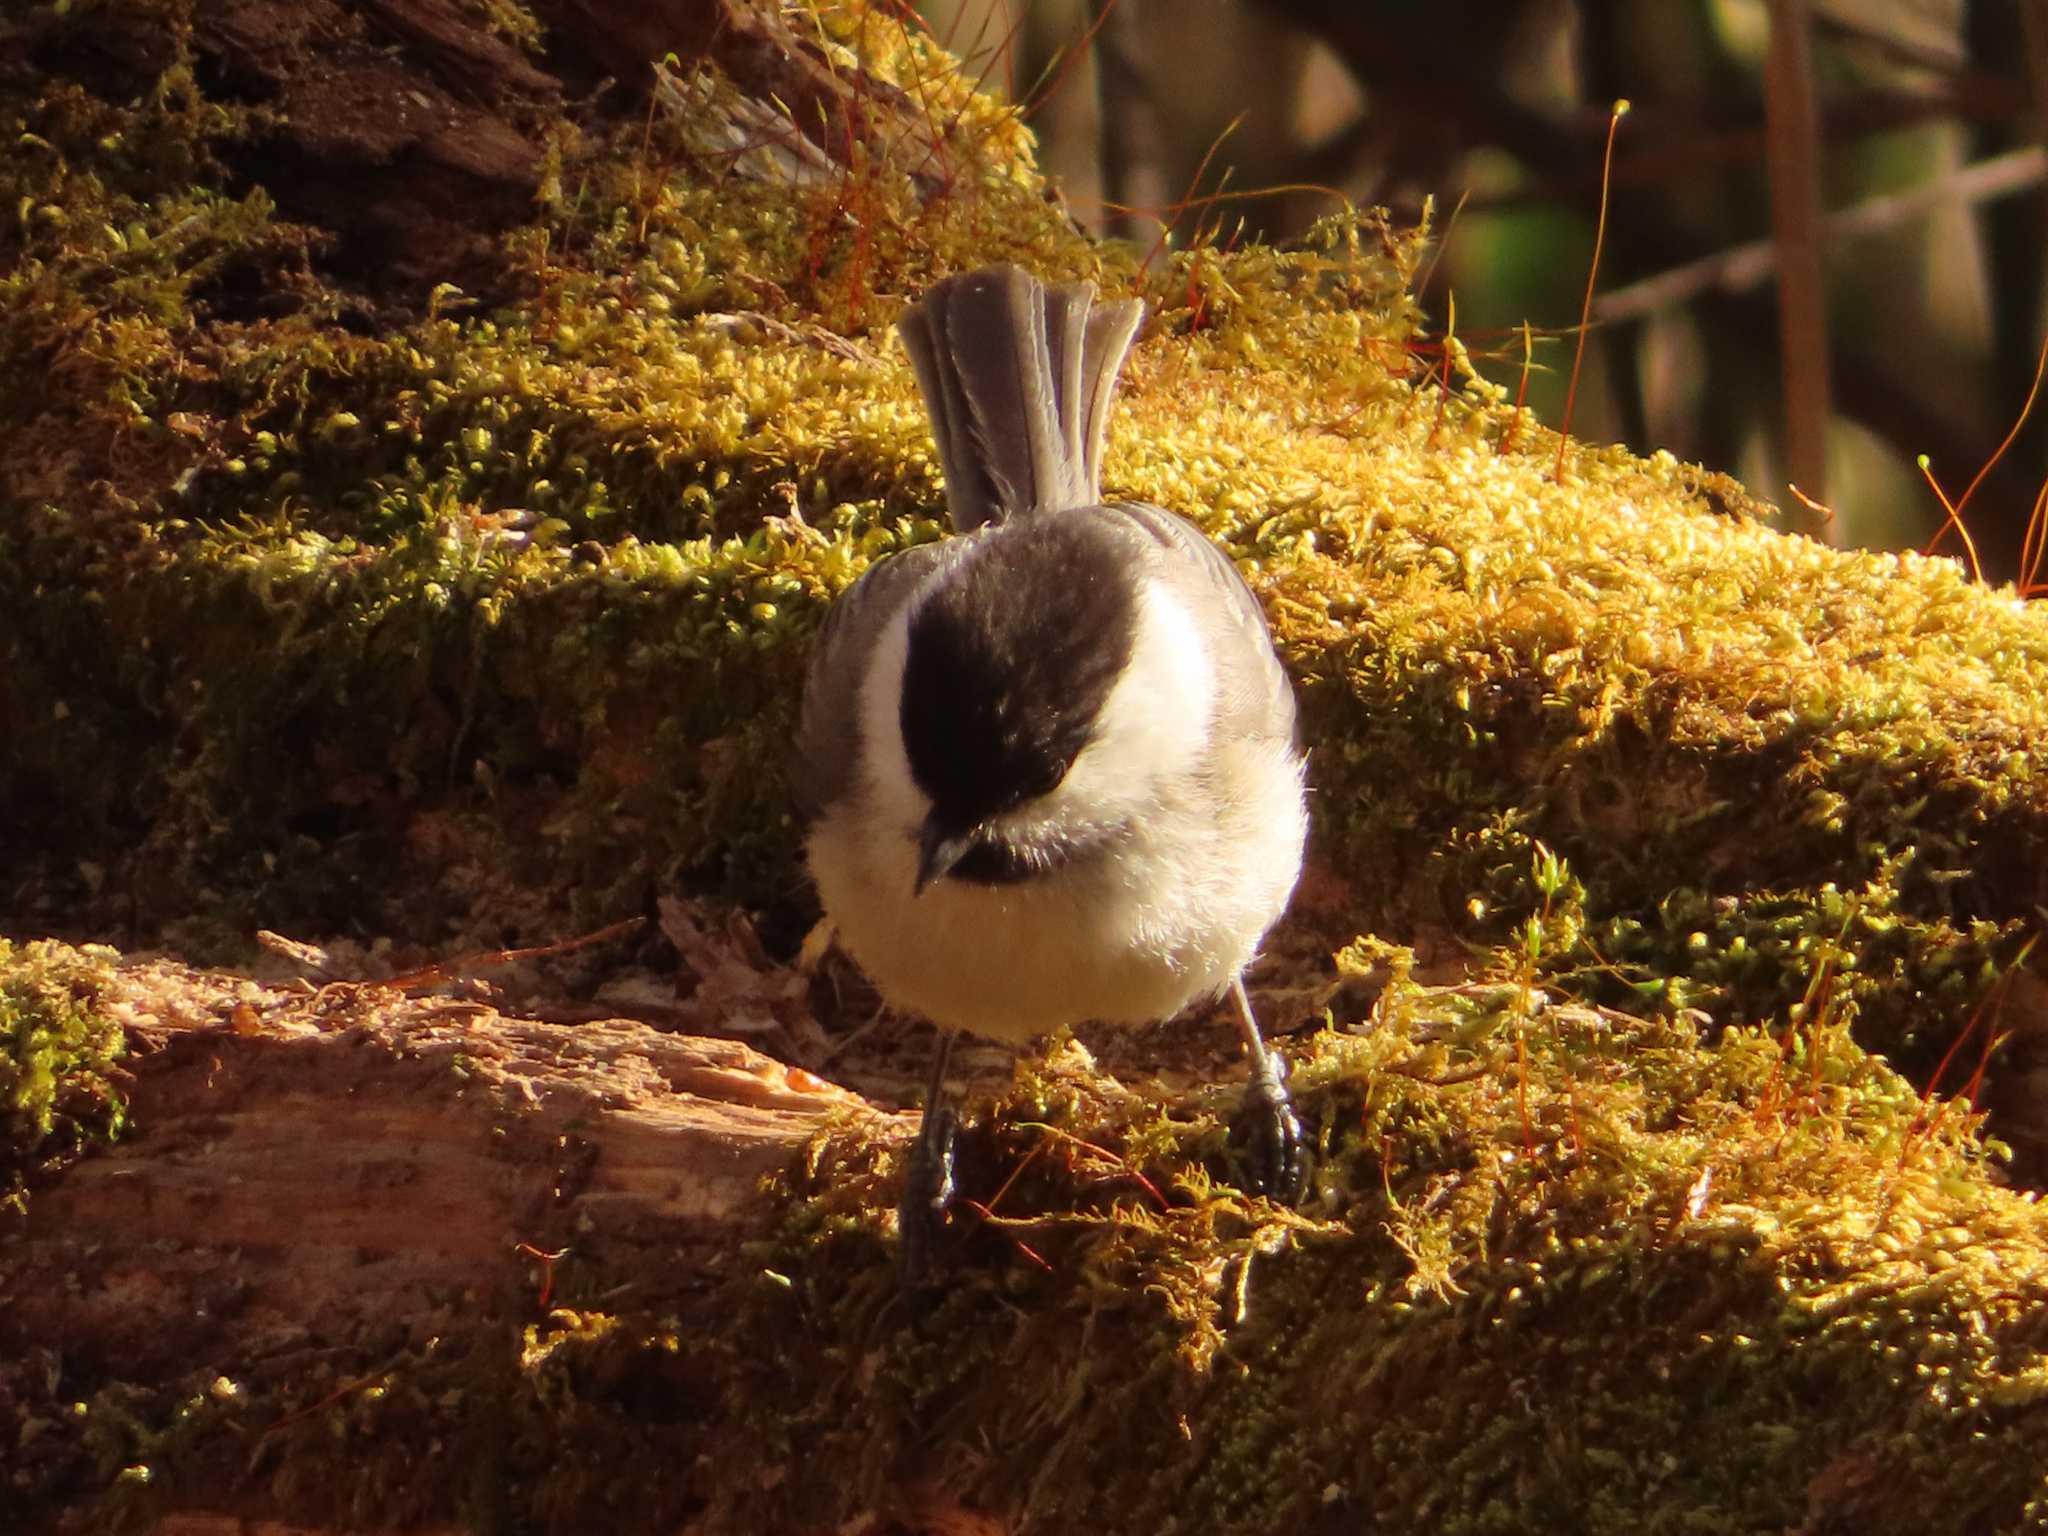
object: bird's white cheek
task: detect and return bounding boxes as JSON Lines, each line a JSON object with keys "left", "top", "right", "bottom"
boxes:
{"left": 855, "top": 609, "right": 929, "bottom": 833}
{"left": 1043, "top": 579, "right": 1215, "bottom": 825}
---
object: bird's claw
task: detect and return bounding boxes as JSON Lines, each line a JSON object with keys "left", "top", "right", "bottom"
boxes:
{"left": 1231, "top": 1050, "right": 1309, "bottom": 1203}
{"left": 897, "top": 1102, "right": 958, "bottom": 1284}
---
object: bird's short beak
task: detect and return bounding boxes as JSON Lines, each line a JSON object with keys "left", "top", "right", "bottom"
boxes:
{"left": 915, "top": 820, "right": 978, "bottom": 895}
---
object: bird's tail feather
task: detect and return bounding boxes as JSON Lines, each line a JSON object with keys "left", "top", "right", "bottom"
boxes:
{"left": 898, "top": 265, "right": 1143, "bottom": 531}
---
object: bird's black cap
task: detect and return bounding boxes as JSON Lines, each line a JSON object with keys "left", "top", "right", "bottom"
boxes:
{"left": 899, "top": 513, "right": 1137, "bottom": 881}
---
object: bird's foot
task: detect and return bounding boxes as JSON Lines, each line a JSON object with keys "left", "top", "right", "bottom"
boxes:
{"left": 1230, "top": 1049, "right": 1308, "bottom": 1203}
{"left": 897, "top": 1101, "right": 958, "bottom": 1284}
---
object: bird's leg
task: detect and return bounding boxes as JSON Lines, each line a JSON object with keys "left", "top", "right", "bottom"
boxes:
{"left": 898, "top": 1027, "right": 959, "bottom": 1283}
{"left": 1228, "top": 975, "right": 1308, "bottom": 1202}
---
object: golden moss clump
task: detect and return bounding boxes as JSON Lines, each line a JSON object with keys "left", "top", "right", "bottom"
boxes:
{"left": 3, "top": 0, "right": 1200, "bottom": 944}
{"left": 711, "top": 944, "right": 2048, "bottom": 1535}
{"left": 23, "top": 949, "right": 2048, "bottom": 1534}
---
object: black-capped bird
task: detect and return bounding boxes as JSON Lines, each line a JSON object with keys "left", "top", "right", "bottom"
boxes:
{"left": 795, "top": 265, "right": 1309, "bottom": 1271}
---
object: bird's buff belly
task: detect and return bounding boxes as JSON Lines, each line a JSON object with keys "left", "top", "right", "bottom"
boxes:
{"left": 807, "top": 818, "right": 1282, "bottom": 1043}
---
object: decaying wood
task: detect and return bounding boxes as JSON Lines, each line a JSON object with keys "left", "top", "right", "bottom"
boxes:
{"left": 0, "top": 0, "right": 953, "bottom": 295}
{"left": 6, "top": 957, "right": 892, "bottom": 1451}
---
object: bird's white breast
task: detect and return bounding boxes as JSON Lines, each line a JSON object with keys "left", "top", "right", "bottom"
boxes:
{"left": 806, "top": 577, "right": 1307, "bottom": 1043}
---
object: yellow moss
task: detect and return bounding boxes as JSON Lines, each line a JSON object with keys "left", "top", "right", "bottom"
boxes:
{"left": 723, "top": 961, "right": 2048, "bottom": 1535}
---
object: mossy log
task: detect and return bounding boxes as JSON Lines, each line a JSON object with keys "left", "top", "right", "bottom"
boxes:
{"left": 10, "top": 938, "right": 2048, "bottom": 1535}
{"left": 10, "top": 0, "right": 2048, "bottom": 1531}
{"left": 4, "top": 951, "right": 879, "bottom": 1532}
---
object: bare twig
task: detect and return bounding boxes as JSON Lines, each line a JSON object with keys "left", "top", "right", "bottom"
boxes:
{"left": 1812, "top": 4, "right": 1965, "bottom": 76}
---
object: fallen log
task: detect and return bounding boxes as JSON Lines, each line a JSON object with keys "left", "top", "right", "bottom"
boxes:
{"left": 9, "top": 944, "right": 2048, "bottom": 1535}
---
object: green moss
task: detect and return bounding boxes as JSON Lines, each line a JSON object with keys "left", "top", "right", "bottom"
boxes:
{"left": 1, "top": 0, "right": 1151, "bottom": 939}
{"left": 700, "top": 956, "right": 2048, "bottom": 1535}
{"left": 31, "top": 952, "right": 2048, "bottom": 1534}
{"left": 19, "top": 1311, "right": 713, "bottom": 1536}
{"left": 0, "top": 939, "right": 126, "bottom": 1215}
{"left": 13, "top": 3, "right": 2046, "bottom": 1034}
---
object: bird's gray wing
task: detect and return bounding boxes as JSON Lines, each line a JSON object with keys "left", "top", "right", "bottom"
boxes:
{"left": 792, "top": 537, "right": 971, "bottom": 816}
{"left": 1107, "top": 501, "right": 1299, "bottom": 747}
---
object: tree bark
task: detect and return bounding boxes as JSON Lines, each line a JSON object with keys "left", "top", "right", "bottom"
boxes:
{"left": 0, "top": 0, "right": 948, "bottom": 298}
{"left": 6, "top": 955, "right": 904, "bottom": 1534}
{"left": 12, "top": 966, "right": 872, "bottom": 1374}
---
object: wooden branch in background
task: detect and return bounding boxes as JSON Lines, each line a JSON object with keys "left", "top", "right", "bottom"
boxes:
{"left": 1592, "top": 146, "right": 2048, "bottom": 324}
{"left": 1092, "top": 0, "right": 1168, "bottom": 246}
{"left": 1763, "top": 0, "right": 1834, "bottom": 532}
{"left": 2026, "top": 1, "right": 2048, "bottom": 128}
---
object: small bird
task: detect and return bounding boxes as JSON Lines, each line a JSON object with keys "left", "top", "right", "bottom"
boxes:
{"left": 795, "top": 265, "right": 1309, "bottom": 1269}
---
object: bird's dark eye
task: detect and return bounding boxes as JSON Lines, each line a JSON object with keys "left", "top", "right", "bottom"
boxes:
{"left": 1026, "top": 751, "right": 1070, "bottom": 798}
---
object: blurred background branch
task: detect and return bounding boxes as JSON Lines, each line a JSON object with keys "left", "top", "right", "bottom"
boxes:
{"left": 918, "top": 0, "right": 2048, "bottom": 570}
{"left": 1762, "top": 0, "right": 1833, "bottom": 532}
